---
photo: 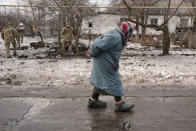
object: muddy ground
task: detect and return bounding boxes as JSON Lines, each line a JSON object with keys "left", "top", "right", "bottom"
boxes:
{"left": 0, "top": 39, "right": 196, "bottom": 95}
{"left": 0, "top": 36, "right": 196, "bottom": 131}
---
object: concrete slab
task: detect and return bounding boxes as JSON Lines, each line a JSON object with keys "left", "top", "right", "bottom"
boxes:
{"left": 0, "top": 94, "right": 196, "bottom": 131}
{"left": 0, "top": 99, "right": 32, "bottom": 131}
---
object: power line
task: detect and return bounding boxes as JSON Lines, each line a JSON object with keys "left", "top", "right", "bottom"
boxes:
{"left": 0, "top": 5, "right": 196, "bottom": 9}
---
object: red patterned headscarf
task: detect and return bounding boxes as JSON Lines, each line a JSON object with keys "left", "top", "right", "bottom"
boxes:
{"left": 117, "top": 21, "right": 136, "bottom": 45}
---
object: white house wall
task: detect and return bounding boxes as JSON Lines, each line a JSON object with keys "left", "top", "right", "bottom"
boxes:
{"left": 169, "top": 16, "right": 179, "bottom": 33}
{"left": 168, "top": 16, "right": 192, "bottom": 34}
{"left": 81, "top": 14, "right": 193, "bottom": 35}
{"left": 145, "top": 15, "right": 164, "bottom": 35}
{"left": 137, "top": 15, "right": 192, "bottom": 35}
{"left": 81, "top": 14, "right": 123, "bottom": 35}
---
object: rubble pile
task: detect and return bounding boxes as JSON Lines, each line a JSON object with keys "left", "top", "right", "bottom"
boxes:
{"left": 17, "top": 41, "right": 89, "bottom": 59}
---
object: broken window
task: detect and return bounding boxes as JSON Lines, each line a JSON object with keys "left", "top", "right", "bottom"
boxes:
{"left": 150, "top": 18, "right": 158, "bottom": 25}
{"left": 180, "top": 18, "right": 188, "bottom": 27}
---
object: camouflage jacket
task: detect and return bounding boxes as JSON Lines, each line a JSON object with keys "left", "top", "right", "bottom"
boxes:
{"left": 61, "top": 26, "right": 73, "bottom": 41}
{"left": 1, "top": 25, "right": 19, "bottom": 43}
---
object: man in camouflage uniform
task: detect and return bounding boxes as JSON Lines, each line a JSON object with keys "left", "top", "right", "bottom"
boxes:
{"left": 32, "top": 24, "right": 38, "bottom": 37}
{"left": 1, "top": 22, "right": 19, "bottom": 58}
{"left": 61, "top": 22, "right": 74, "bottom": 54}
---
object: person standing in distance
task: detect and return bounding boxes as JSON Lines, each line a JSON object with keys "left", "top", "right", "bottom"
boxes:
{"left": 1, "top": 22, "right": 20, "bottom": 58}
{"left": 17, "top": 21, "right": 25, "bottom": 48}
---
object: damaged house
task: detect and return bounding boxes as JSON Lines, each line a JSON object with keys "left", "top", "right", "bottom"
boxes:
{"left": 81, "top": 0, "right": 196, "bottom": 48}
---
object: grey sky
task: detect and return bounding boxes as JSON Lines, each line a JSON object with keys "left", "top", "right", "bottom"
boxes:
{"left": 0, "top": 0, "right": 17, "bottom": 5}
{"left": 90, "top": 0, "right": 111, "bottom": 5}
{"left": 0, "top": 0, "right": 110, "bottom": 5}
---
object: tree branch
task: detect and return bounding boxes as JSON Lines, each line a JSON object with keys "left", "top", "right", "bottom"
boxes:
{"left": 156, "top": 0, "right": 185, "bottom": 30}
{"left": 151, "top": 0, "right": 161, "bottom": 6}
{"left": 123, "top": 0, "right": 159, "bottom": 28}
{"left": 123, "top": 0, "right": 186, "bottom": 31}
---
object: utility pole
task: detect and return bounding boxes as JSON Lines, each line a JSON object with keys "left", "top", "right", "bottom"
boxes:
{"left": 17, "top": 0, "right": 20, "bottom": 23}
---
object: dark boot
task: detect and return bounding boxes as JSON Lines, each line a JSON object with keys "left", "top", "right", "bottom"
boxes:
{"left": 88, "top": 98, "right": 107, "bottom": 109}
{"left": 115, "top": 102, "right": 134, "bottom": 112}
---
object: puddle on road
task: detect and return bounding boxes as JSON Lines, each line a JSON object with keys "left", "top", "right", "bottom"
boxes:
{"left": 86, "top": 108, "right": 134, "bottom": 131}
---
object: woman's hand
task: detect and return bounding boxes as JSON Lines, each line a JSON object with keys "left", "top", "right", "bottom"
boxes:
{"left": 86, "top": 49, "right": 90, "bottom": 57}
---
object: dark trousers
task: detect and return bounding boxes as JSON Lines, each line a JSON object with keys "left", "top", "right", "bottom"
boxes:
{"left": 91, "top": 87, "right": 122, "bottom": 102}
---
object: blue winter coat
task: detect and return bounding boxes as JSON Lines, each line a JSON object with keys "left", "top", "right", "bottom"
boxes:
{"left": 90, "top": 29, "right": 125, "bottom": 96}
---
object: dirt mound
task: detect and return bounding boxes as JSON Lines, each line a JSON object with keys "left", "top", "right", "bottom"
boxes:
{"left": 30, "top": 41, "right": 46, "bottom": 49}
{"left": 17, "top": 42, "right": 89, "bottom": 59}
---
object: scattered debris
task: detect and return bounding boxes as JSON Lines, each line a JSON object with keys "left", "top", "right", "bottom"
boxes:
{"left": 122, "top": 121, "right": 132, "bottom": 131}
{"left": 16, "top": 41, "right": 89, "bottom": 59}
{"left": 19, "top": 46, "right": 29, "bottom": 50}
{"left": 30, "top": 41, "right": 46, "bottom": 49}
{"left": 0, "top": 74, "right": 22, "bottom": 85}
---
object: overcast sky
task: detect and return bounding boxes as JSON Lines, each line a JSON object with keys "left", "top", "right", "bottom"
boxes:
{"left": 90, "top": 0, "right": 111, "bottom": 5}
{"left": 0, "top": 0, "right": 110, "bottom": 5}
{"left": 0, "top": 0, "right": 17, "bottom": 5}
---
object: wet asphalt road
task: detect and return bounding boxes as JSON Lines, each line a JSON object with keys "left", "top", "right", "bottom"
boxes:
{"left": 1, "top": 89, "right": 196, "bottom": 131}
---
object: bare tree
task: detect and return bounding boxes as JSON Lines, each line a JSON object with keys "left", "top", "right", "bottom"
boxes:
{"left": 129, "top": 0, "right": 161, "bottom": 37}
{"left": 20, "top": 0, "right": 95, "bottom": 53}
{"left": 21, "top": 0, "right": 47, "bottom": 25}
{"left": 51, "top": 0, "right": 95, "bottom": 53}
{"left": 123, "top": 0, "right": 186, "bottom": 55}
{"left": 0, "top": 5, "right": 25, "bottom": 28}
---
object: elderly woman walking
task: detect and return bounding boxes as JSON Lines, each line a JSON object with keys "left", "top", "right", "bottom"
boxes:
{"left": 87, "top": 21, "right": 136, "bottom": 112}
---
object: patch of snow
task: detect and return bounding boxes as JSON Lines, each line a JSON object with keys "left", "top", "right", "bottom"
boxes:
{"left": 0, "top": 35, "right": 196, "bottom": 91}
